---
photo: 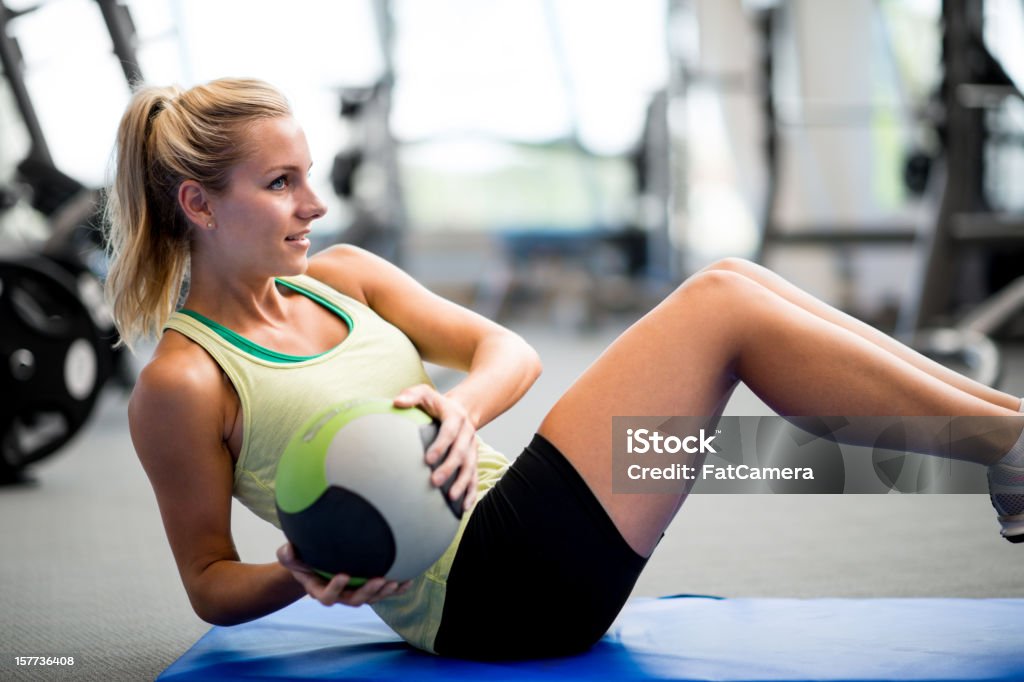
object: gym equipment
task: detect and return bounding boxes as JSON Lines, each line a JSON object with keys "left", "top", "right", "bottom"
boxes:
{"left": 742, "top": 1, "right": 1024, "bottom": 388}
{"left": 158, "top": 595, "right": 1024, "bottom": 680}
{"left": 748, "top": 3, "right": 921, "bottom": 271}
{"left": 328, "top": 78, "right": 407, "bottom": 265}
{"left": 0, "top": 255, "right": 109, "bottom": 481}
{"left": 329, "top": 0, "right": 407, "bottom": 265}
{"left": 0, "top": 0, "right": 145, "bottom": 480}
{"left": 896, "top": 0, "right": 1024, "bottom": 389}
{"left": 275, "top": 399, "right": 463, "bottom": 583}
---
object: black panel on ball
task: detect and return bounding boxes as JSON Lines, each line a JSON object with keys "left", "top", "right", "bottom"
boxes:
{"left": 277, "top": 486, "right": 396, "bottom": 578}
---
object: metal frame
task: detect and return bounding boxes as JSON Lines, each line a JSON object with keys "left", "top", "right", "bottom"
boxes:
{"left": 0, "top": 1, "right": 53, "bottom": 165}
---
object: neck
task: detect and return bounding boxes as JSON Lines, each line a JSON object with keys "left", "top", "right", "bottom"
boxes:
{"left": 185, "top": 253, "right": 294, "bottom": 330}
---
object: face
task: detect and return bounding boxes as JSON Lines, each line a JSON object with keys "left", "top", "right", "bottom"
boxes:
{"left": 203, "top": 116, "right": 327, "bottom": 278}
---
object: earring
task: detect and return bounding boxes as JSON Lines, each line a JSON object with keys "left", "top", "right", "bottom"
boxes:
{"left": 207, "top": 220, "right": 215, "bottom": 228}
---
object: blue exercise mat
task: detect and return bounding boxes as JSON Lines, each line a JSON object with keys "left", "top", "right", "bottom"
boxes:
{"left": 159, "top": 596, "right": 1024, "bottom": 681}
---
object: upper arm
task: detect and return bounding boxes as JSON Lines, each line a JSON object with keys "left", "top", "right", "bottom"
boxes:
{"left": 308, "top": 244, "right": 517, "bottom": 370}
{"left": 128, "top": 344, "right": 238, "bottom": 612}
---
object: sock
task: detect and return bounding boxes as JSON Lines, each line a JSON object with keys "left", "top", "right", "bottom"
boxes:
{"left": 998, "top": 422, "right": 1024, "bottom": 467}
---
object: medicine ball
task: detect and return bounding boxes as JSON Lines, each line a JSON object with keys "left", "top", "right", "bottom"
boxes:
{"left": 275, "top": 398, "right": 464, "bottom": 584}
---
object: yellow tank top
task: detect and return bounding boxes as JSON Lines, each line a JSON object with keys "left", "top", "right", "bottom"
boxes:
{"left": 163, "top": 273, "right": 510, "bottom": 653}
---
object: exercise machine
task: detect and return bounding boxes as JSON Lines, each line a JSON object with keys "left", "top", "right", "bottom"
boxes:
{"left": 0, "top": 0, "right": 142, "bottom": 481}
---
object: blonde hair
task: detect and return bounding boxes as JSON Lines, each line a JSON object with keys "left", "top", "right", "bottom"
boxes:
{"left": 104, "top": 78, "right": 292, "bottom": 349}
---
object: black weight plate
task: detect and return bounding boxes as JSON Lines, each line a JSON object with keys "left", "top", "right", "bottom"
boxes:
{"left": 46, "top": 254, "right": 122, "bottom": 388}
{"left": 0, "top": 255, "right": 105, "bottom": 476}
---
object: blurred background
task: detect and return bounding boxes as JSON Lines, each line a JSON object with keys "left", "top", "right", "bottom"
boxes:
{"left": 2, "top": 1, "right": 1024, "bottom": 679}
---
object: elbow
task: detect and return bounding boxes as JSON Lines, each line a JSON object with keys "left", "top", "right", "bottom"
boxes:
{"left": 520, "top": 336, "right": 543, "bottom": 387}
{"left": 189, "top": 590, "right": 231, "bottom": 627}
{"left": 194, "top": 607, "right": 228, "bottom": 627}
{"left": 186, "top": 576, "right": 248, "bottom": 627}
{"left": 191, "top": 597, "right": 247, "bottom": 627}
{"left": 529, "top": 346, "right": 543, "bottom": 384}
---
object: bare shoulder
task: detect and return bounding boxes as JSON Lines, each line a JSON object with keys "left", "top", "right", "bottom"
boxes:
{"left": 128, "top": 332, "right": 229, "bottom": 461}
{"left": 306, "top": 244, "right": 396, "bottom": 305}
{"left": 132, "top": 333, "right": 222, "bottom": 413}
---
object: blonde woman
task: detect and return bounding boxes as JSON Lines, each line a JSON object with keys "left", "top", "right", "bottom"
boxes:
{"left": 109, "top": 78, "right": 1024, "bottom": 661}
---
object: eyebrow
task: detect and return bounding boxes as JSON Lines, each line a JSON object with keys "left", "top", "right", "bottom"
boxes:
{"left": 263, "top": 162, "right": 314, "bottom": 175}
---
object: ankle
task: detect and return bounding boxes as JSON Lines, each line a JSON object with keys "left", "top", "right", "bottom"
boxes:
{"left": 996, "top": 425, "right": 1024, "bottom": 467}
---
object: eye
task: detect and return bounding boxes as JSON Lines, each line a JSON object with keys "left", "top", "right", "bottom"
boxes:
{"left": 268, "top": 175, "right": 288, "bottom": 190}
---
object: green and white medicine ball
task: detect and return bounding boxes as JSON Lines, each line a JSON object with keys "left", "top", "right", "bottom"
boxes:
{"left": 275, "top": 398, "right": 464, "bottom": 583}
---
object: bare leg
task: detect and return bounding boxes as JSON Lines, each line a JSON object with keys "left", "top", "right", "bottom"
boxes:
{"left": 703, "top": 257, "right": 1020, "bottom": 410}
{"left": 538, "top": 269, "right": 1022, "bottom": 557}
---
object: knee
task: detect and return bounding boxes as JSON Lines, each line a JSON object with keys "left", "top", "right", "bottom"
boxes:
{"left": 656, "top": 269, "right": 768, "bottom": 352}
{"left": 672, "top": 267, "right": 760, "bottom": 309}
{"left": 699, "top": 256, "right": 761, "bottom": 279}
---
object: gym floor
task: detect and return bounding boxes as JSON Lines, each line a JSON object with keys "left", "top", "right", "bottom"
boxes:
{"left": 3, "top": 315, "right": 1024, "bottom": 681}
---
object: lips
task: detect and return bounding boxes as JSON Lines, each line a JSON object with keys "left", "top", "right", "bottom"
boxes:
{"left": 285, "top": 230, "right": 310, "bottom": 242}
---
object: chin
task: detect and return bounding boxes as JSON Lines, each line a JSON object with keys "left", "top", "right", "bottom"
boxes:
{"left": 276, "top": 256, "right": 310, "bottom": 278}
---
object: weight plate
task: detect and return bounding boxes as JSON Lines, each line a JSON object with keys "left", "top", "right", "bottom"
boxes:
{"left": 9, "top": 348, "right": 36, "bottom": 381}
{"left": 64, "top": 338, "right": 98, "bottom": 401}
{"left": 0, "top": 255, "right": 107, "bottom": 478}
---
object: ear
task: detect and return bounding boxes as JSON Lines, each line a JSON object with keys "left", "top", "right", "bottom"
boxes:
{"left": 178, "top": 180, "right": 215, "bottom": 230}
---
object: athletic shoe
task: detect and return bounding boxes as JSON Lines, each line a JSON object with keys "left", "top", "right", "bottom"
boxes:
{"left": 988, "top": 461, "right": 1024, "bottom": 543}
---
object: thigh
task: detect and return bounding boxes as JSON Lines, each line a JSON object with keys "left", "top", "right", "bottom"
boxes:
{"left": 538, "top": 271, "right": 750, "bottom": 556}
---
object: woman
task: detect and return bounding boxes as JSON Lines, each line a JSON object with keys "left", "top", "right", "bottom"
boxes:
{"left": 108, "top": 78, "right": 1024, "bottom": 661}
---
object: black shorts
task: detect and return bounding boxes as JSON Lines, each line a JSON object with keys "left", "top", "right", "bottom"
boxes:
{"left": 433, "top": 434, "right": 648, "bottom": 660}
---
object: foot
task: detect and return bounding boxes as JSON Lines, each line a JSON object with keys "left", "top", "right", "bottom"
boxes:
{"left": 988, "top": 460, "right": 1024, "bottom": 543}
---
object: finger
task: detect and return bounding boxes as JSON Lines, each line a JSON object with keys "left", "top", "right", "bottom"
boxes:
{"left": 427, "top": 415, "right": 463, "bottom": 469}
{"left": 464, "top": 468, "right": 479, "bottom": 511}
{"left": 278, "top": 544, "right": 332, "bottom": 599}
{"left": 433, "top": 420, "right": 475, "bottom": 487}
{"left": 445, "top": 430, "right": 477, "bottom": 500}
{"left": 341, "top": 577, "right": 387, "bottom": 607}
{"left": 319, "top": 573, "right": 354, "bottom": 605}
{"left": 393, "top": 384, "right": 434, "bottom": 409}
{"left": 448, "top": 457, "right": 475, "bottom": 503}
{"left": 276, "top": 543, "right": 295, "bottom": 566}
{"left": 277, "top": 542, "right": 311, "bottom": 570}
{"left": 397, "top": 580, "right": 413, "bottom": 595}
{"left": 289, "top": 568, "right": 327, "bottom": 599}
{"left": 366, "top": 581, "right": 401, "bottom": 604}
{"left": 299, "top": 576, "right": 330, "bottom": 605}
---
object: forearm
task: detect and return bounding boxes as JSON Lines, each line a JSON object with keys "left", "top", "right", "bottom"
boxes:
{"left": 189, "top": 559, "right": 306, "bottom": 626}
{"left": 445, "top": 331, "right": 541, "bottom": 429}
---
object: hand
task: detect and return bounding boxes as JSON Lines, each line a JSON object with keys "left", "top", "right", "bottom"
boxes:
{"left": 393, "top": 384, "right": 480, "bottom": 511}
{"left": 277, "top": 543, "right": 411, "bottom": 607}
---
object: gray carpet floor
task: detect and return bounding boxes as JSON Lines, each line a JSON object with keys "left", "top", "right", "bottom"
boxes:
{"left": 2, "top": 318, "right": 1023, "bottom": 681}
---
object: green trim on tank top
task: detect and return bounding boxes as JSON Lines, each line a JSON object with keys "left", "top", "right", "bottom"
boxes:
{"left": 176, "top": 278, "right": 354, "bottom": 364}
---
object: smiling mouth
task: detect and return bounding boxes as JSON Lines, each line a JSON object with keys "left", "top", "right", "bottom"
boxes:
{"left": 285, "top": 233, "right": 309, "bottom": 242}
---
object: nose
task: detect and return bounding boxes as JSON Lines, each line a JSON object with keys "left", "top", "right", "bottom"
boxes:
{"left": 300, "top": 184, "right": 328, "bottom": 221}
